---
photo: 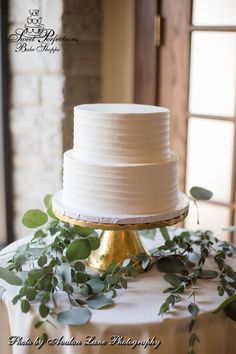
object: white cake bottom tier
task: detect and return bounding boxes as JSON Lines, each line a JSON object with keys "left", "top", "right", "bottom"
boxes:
{"left": 63, "top": 150, "right": 179, "bottom": 216}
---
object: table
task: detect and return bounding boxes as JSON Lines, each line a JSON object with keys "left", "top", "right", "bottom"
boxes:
{"left": 0, "top": 235, "right": 236, "bottom": 354}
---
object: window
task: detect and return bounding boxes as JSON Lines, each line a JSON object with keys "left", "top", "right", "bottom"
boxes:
{"left": 135, "top": 0, "right": 236, "bottom": 241}
{"left": 185, "top": 0, "right": 236, "bottom": 240}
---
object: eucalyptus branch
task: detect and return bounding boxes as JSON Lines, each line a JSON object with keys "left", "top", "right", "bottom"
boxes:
{"left": 0, "top": 189, "right": 236, "bottom": 354}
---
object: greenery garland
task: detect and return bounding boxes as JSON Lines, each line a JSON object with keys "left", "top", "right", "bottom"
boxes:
{"left": 0, "top": 187, "right": 235, "bottom": 354}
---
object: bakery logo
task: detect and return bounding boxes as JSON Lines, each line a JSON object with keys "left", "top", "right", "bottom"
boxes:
{"left": 23, "top": 9, "right": 45, "bottom": 38}
{"left": 8, "top": 9, "right": 78, "bottom": 54}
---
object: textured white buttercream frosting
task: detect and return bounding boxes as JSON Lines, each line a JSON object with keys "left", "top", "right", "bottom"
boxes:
{"left": 62, "top": 103, "right": 179, "bottom": 217}
{"left": 73, "top": 104, "right": 170, "bottom": 164}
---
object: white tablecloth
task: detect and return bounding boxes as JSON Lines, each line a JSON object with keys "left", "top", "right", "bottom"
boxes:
{"left": 0, "top": 236, "right": 236, "bottom": 354}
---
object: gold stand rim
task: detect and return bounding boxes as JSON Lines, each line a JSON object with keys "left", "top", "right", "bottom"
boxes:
{"left": 53, "top": 210, "right": 189, "bottom": 231}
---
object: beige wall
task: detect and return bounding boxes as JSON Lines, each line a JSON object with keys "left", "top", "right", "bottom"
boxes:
{"left": 102, "top": 0, "right": 134, "bottom": 103}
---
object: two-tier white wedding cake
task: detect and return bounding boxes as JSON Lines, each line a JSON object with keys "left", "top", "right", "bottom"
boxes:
{"left": 61, "top": 103, "right": 179, "bottom": 219}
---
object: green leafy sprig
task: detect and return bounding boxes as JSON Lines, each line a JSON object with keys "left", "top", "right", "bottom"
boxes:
{"left": 0, "top": 194, "right": 148, "bottom": 341}
{"left": 0, "top": 187, "right": 235, "bottom": 354}
{"left": 152, "top": 186, "right": 236, "bottom": 354}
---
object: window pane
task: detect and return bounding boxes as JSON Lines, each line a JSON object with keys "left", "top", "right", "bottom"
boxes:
{"left": 193, "top": 0, "right": 236, "bottom": 26}
{"left": 189, "top": 32, "right": 236, "bottom": 116}
{"left": 186, "top": 118, "right": 234, "bottom": 202}
{"left": 185, "top": 202, "right": 230, "bottom": 240}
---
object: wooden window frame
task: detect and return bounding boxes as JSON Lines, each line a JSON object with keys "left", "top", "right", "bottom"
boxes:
{"left": 134, "top": 0, "right": 236, "bottom": 240}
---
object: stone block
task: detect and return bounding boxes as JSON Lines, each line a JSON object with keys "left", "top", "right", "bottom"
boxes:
{"left": 11, "top": 74, "right": 39, "bottom": 106}
{"left": 41, "top": 75, "right": 65, "bottom": 106}
{"left": 41, "top": 0, "right": 63, "bottom": 34}
{"left": 9, "top": 41, "right": 62, "bottom": 74}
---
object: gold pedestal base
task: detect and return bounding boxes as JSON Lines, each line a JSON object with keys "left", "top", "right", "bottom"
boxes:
{"left": 87, "top": 230, "right": 148, "bottom": 272}
{"left": 53, "top": 210, "right": 188, "bottom": 273}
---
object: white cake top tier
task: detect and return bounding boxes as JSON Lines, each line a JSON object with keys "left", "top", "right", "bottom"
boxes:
{"left": 73, "top": 103, "right": 170, "bottom": 164}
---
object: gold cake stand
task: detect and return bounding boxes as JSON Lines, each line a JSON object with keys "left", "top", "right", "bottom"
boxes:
{"left": 53, "top": 196, "right": 189, "bottom": 272}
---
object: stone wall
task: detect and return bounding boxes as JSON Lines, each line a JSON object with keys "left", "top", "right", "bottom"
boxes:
{"left": 8, "top": 0, "right": 102, "bottom": 238}
{"left": 9, "top": 0, "right": 64, "bottom": 238}
{"left": 62, "top": 0, "right": 102, "bottom": 151}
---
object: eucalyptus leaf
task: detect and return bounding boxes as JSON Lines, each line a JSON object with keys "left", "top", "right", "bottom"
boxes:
{"left": 40, "top": 292, "right": 50, "bottom": 304}
{"left": 163, "top": 273, "right": 184, "bottom": 287}
{"left": 165, "top": 294, "right": 175, "bottom": 306}
{"left": 198, "top": 270, "right": 218, "bottom": 280}
{"left": 40, "top": 333, "right": 48, "bottom": 343}
{"left": 26, "top": 287, "right": 37, "bottom": 301}
{"left": 188, "top": 303, "right": 199, "bottom": 317}
{"left": 179, "top": 231, "right": 191, "bottom": 239}
{"left": 58, "top": 263, "right": 71, "bottom": 284}
{"left": 27, "top": 247, "right": 44, "bottom": 257}
{"left": 74, "top": 261, "right": 85, "bottom": 271}
{"left": 33, "top": 230, "right": 46, "bottom": 240}
{"left": 158, "top": 302, "right": 169, "bottom": 315}
{"left": 22, "top": 209, "right": 48, "bottom": 228}
{"left": 142, "top": 258, "right": 150, "bottom": 270}
{"left": 21, "top": 299, "right": 30, "bottom": 313}
{"left": 217, "top": 286, "right": 224, "bottom": 297}
{"left": 44, "top": 194, "right": 57, "bottom": 219}
{"left": 75, "top": 271, "right": 87, "bottom": 284}
{"left": 224, "top": 301, "right": 236, "bottom": 321}
{"left": 190, "top": 186, "right": 213, "bottom": 201}
{"left": 57, "top": 307, "right": 92, "bottom": 325}
{"left": 16, "top": 244, "right": 28, "bottom": 254}
{"left": 157, "top": 256, "right": 185, "bottom": 273}
{"left": 66, "top": 239, "right": 91, "bottom": 261}
{"left": 87, "top": 236, "right": 100, "bottom": 250}
{"left": 159, "top": 227, "right": 171, "bottom": 242}
{"left": 34, "top": 321, "right": 44, "bottom": 329}
{"left": 47, "top": 205, "right": 57, "bottom": 219}
{"left": 212, "top": 294, "right": 236, "bottom": 314}
{"left": 120, "top": 277, "right": 128, "bottom": 289}
{"left": 104, "top": 289, "right": 116, "bottom": 299}
{"left": 86, "top": 278, "right": 104, "bottom": 294}
{"left": 122, "top": 259, "right": 131, "bottom": 267}
{"left": 39, "top": 303, "right": 49, "bottom": 318}
{"left": 14, "top": 254, "right": 27, "bottom": 267}
{"left": 0, "top": 267, "right": 22, "bottom": 285}
{"left": 87, "top": 294, "right": 113, "bottom": 309}
{"left": 79, "top": 284, "right": 90, "bottom": 298}
{"left": 44, "top": 194, "right": 52, "bottom": 209}
{"left": 38, "top": 255, "right": 47, "bottom": 267}
{"left": 106, "top": 274, "right": 120, "bottom": 285}
{"left": 189, "top": 332, "right": 200, "bottom": 346}
{"left": 28, "top": 269, "right": 43, "bottom": 283}
{"left": 73, "top": 225, "right": 94, "bottom": 237}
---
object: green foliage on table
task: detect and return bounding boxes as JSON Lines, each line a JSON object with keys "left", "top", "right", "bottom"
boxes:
{"left": 0, "top": 194, "right": 143, "bottom": 331}
{"left": 0, "top": 186, "right": 235, "bottom": 354}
